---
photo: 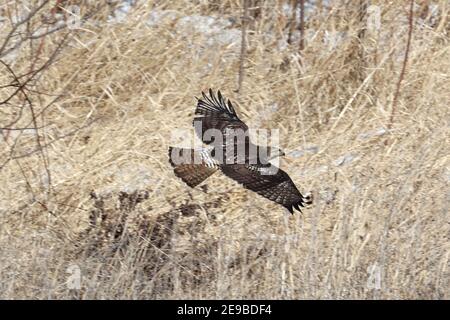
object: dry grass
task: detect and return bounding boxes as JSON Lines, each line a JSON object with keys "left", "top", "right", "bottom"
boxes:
{"left": 0, "top": 0, "right": 449, "bottom": 299}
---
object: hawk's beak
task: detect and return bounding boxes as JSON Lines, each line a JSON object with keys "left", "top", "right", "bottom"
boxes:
{"left": 282, "top": 151, "right": 298, "bottom": 164}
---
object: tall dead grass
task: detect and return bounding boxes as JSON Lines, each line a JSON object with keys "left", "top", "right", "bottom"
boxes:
{"left": 0, "top": 0, "right": 448, "bottom": 299}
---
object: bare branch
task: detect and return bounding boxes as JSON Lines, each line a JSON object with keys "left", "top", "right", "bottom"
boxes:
{"left": 387, "top": 0, "right": 414, "bottom": 131}
{"left": 299, "top": 0, "right": 305, "bottom": 52}
{"left": 237, "top": 0, "right": 249, "bottom": 95}
{"left": 287, "top": 0, "right": 298, "bottom": 45}
{"left": 0, "top": 0, "right": 51, "bottom": 56}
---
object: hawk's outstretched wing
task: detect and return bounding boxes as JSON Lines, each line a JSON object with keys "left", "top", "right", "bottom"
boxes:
{"left": 194, "top": 89, "right": 248, "bottom": 146}
{"left": 168, "top": 146, "right": 219, "bottom": 188}
{"left": 220, "top": 163, "right": 309, "bottom": 213}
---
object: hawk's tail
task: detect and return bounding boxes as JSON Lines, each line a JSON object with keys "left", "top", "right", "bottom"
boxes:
{"left": 168, "top": 146, "right": 218, "bottom": 188}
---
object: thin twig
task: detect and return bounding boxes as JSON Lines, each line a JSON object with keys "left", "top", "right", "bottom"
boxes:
{"left": 0, "top": 0, "right": 51, "bottom": 56}
{"left": 287, "top": 0, "right": 298, "bottom": 45}
{"left": 0, "top": 117, "right": 100, "bottom": 170}
{"left": 237, "top": 0, "right": 249, "bottom": 94}
{"left": 0, "top": 33, "right": 69, "bottom": 105}
{"left": 299, "top": 0, "right": 305, "bottom": 52}
{"left": 357, "top": 0, "right": 368, "bottom": 82}
{"left": 387, "top": 0, "right": 414, "bottom": 131}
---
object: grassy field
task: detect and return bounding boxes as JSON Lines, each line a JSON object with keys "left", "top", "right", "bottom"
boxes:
{"left": 0, "top": 0, "right": 448, "bottom": 299}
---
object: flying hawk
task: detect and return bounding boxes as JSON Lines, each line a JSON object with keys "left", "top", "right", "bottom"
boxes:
{"left": 168, "top": 89, "right": 311, "bottom": 213}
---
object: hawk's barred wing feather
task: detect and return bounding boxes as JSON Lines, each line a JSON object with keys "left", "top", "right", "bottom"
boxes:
{"left": 221, "top": 163, "right": 308, "bottom": 213}
{"left": 194, "top": 89, "right": 248, "bottom": 145}
{"left": 168, "top": 147, "right": 218, "bottom": 188}
{"left": 197, "top": 89, "right": 238, "bottom": 118}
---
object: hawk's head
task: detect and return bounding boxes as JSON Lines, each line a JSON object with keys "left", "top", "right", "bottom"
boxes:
{"left": 267, "top": 147, "right": 285, "bottom": 160}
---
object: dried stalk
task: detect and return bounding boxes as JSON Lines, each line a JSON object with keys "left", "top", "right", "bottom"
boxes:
{"left": 387, "top": 0, "right": 414, "bottom": 130}
{"left": 237, "top": 0, "right": 249, "bottom": 94}
{"left": 299, "top": 0, "right": 305, "bottom": 51}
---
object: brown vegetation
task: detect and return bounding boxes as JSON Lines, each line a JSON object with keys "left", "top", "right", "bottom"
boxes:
{"left": 0, "top": 0, "right": 448, "bottom": 299}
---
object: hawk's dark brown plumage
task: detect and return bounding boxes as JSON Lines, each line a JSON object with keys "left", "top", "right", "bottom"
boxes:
{"left": 169, "top": 89, "right": 311, "bottom": 214}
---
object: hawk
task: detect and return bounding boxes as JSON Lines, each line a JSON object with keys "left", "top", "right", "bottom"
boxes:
{"left": 168, "top": 89, "right": 311, "bottom": 213}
